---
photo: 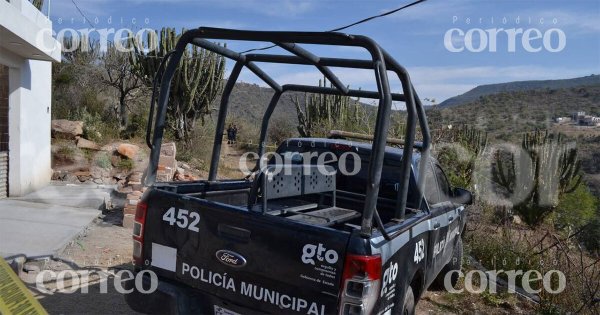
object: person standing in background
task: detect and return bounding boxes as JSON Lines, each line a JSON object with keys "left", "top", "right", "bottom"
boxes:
{"left": 227, "top": 124, "right": 234, "bottom": 144}
{"left": 232, "top": 125, "right": 239, "bottom": 144}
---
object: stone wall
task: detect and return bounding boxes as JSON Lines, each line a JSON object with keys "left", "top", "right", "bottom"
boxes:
{"left": 122, "top": 142, "right": 177, "bottom": 229}
{"left": 157, "top": 142, "right": 177, "bottom": 182}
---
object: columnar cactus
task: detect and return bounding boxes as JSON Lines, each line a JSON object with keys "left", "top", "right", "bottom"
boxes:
{"left": 434, "top": 125, "right": 488, "bottom": 189}
{"left": 131, "top": 27, "right": 226, "bottom": 142}
{"left": 453, "top": 125, "right": 488, "bottom": 156}
{"left": 292, "top": 76, "right": 365, "bottom": 137}
{"left": 493, "top": 130, "right": 582, "bottom": 225}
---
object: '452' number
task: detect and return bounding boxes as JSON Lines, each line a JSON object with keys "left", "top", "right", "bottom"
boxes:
{"left": 414, "top": 239, "right": 425, "bottom": 264}
{"left": 162, "top": 207, "right": 200, "bottom": 232}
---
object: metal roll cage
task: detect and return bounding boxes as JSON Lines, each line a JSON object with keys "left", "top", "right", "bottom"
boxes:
{"left": 145, "top": 27, "right": 431, "bottom": 238}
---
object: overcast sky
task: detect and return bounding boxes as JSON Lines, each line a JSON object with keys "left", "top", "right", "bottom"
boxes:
{"left": 47, "top": 0, "right": 600, "bottom": 104}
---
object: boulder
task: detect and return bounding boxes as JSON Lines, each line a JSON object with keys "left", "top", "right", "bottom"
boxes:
{"left": 101, "top": 144, "right": 117, "bottom": 152}
{"left": 117, "top": 143, "right": 139, "bottom": 159}
{"left": 74, "top": 171, "right": 92, "bottom": 182}
{"left": 89, "top": 165, "right": 110, "bottom": 180}
{"left": 512, "top": 215, "right": 523, "bottom": 225}
{"left": 51, "top": 120, "right": 83, "bottom": 139}
{"left": 77, "top": 138, "right": 100, "bottom": 150}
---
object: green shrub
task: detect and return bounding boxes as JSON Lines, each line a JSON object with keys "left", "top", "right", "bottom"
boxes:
{"left": 117, "top": 159, "right": 134, "bottom": 171}
{"left": 95, "top": 153, "right": 111, "bottom": 169}
{"left": 69, "top": 107, "right": 119, "bottom": 143}
{"left": 56, "top": 145, "right": 76, "bottom": 159}
{"left": 554, "top": 185, "right": 597, "bottom": 230}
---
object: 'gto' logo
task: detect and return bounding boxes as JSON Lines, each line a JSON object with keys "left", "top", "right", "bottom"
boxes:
{"left": 215, "top": 250, "right": 247, "bottom": 268}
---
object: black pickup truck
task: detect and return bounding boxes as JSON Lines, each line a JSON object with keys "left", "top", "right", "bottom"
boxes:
{"left": 125, "top": 28, "right": 472, "bottom": 315}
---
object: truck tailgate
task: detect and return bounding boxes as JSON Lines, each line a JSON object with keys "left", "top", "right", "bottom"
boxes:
{"left": 141, "top": 190, "right": 350, "bottom": 315}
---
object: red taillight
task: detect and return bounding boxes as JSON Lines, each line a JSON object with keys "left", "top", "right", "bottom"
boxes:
{"left": 135, "top": 201, "right": 147, "bottom": 224}
{"left": 132, "top": 201, "right": 148, "bottom": 266}
{"left": 339, "top": 255, "right": 382, "bottom": 315}
{"left": 342, "top": 255, "right": 382, "bottom": 281}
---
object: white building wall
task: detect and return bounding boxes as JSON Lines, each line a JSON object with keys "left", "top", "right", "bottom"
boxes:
{"left": 7, "top": 59, "right": 52, "bottom": 196}
{"left": 0, "top": 0, "right": 60, "bottom": 197}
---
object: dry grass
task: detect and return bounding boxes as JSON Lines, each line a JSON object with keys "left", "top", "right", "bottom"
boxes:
{"left": 465, "top": 205, "right": 600, "bottom": 314}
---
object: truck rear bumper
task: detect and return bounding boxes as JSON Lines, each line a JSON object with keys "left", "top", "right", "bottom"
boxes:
{"left": 124, "top": 272, "right": 188, "bottom": 314}
{"left": 124, "top": 271, "right": 259, "bottom": 315}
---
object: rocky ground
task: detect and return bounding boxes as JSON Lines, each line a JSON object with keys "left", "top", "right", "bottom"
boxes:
{"left": 51, "top": 119, "right": 204, "bottom": 189}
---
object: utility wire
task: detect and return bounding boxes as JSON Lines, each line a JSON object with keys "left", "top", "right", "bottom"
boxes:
{"left": 328, "top": 0, "right": 427, "bottom": 32}
{"left": 71, "top": 0, "right": 96, "bottom": 29}
{"left": 70, "top": 0, "right": 212, "bottom": 60}
{"left": 240, "top": 0, "right": 428, "bottom": 54}
{"left": 70, "top": 0, "right": 428, "bottom": 58}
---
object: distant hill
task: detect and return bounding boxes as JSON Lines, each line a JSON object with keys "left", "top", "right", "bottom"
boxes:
{"left": 428, "top": 83, "right": 600, "bottom": 197}
{"left": 211, "top": 82, "right": 374, "bottom": 128}
{"left": 439, "top": 75, "right": 600, "bottom": 107}
{"left": 211, "top": 82, "right": 300, "bottom": 126}
{"left": 430, "top": 83, "right": 600, "bottom": 137}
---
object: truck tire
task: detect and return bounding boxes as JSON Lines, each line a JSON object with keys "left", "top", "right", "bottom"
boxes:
{"left": 401, "top": 286, "right": 415, "bottom": 315}
{"left": 433, "top": 237, "right": 463, "bottom": 290}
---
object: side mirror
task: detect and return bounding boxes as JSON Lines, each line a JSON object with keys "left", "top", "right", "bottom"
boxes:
{"left": 451, "top": 188, "right": 473, "bottom": 205}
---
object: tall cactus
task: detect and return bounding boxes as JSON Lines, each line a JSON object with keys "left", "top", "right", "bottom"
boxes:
{"left": 452, "top": 125, "right": 488, "bottom": 156}
{"left": 493, "top": 130, "right": 582, "bottom": 226}
{"left": 434, "top": 125, "right": 488, "bottom": 189}
{"left": 131, "top": 27, "right": 226, "bottom": 142}
{"left": 292, "top": 76, "right": 365, "bottom": 137}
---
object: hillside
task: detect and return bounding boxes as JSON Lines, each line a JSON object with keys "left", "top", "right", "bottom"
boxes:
{"left": 430, "top": 84, "right": 600, "bottom": 136}
{"left": 211, "top": 82, "right": 301, "bottom": 127}
{"left": 439, "top": 75, "right": 600, "bottom": 107}
{"left": 211, "top": 82, "right": 374, "bottom": 129}
{"left": 428, "top": 83, "right": 600, "bottom": 196}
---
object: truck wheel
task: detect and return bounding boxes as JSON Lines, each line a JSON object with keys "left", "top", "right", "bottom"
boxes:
{"left": 433, "top": 238, "right": 463, "bottom": 290}
{"left": 402, "top": 286, "right": 415, "bottom": 315}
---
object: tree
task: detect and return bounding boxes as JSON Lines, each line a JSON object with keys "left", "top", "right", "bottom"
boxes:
{"left": 101, "top": 42, "right": 145, "bottom": 128}
{"left": 52, "top": 37, "right": 103, "bottom": 118}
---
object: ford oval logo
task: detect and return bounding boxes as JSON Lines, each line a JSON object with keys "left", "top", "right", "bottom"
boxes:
{"left": 215, "top": 250, "right": 247, "bottom": 268}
